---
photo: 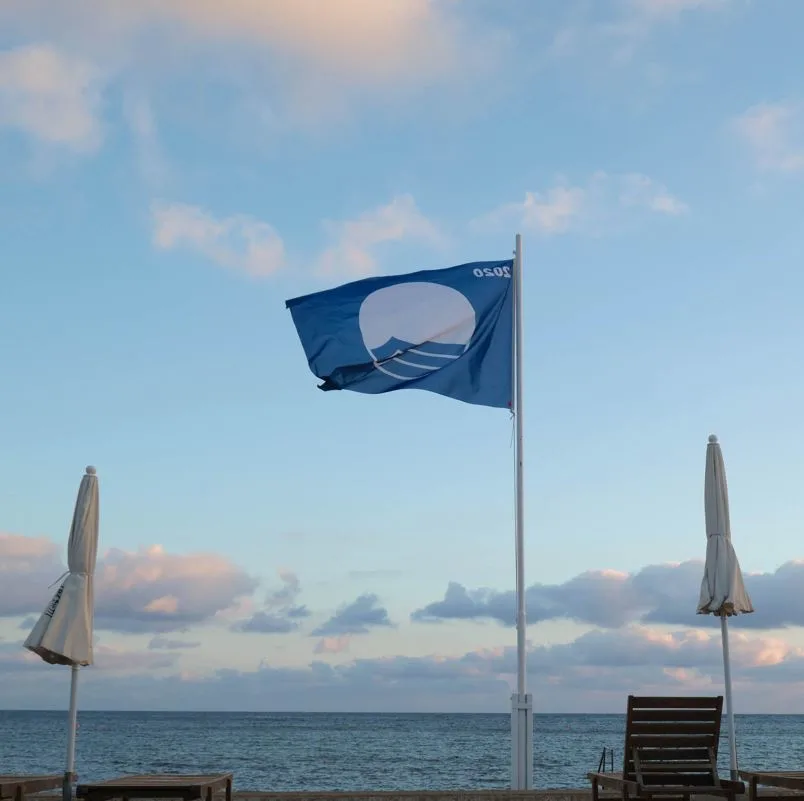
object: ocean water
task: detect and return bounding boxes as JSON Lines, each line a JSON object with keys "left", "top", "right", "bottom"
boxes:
{"left": 2, "top": 712, "right": 804, "bottom": 791}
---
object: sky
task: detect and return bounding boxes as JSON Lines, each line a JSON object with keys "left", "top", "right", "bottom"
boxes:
{"left": 3, "top": 0, "right": 804, "bottom": 713}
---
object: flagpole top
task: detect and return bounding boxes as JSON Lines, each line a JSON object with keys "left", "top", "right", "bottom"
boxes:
{"left": 85, "top": 466, "right": 97, "bottom": 475}
{"left": 708, "top": 434, "right": 718, "bottom": 444}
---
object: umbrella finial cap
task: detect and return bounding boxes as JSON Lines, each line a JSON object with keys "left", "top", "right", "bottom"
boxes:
{"left": 708, "top": 434, "right": 718, "bottom": 444}
{"left": 85, "top": 465, "right": 97, "bottom": 475}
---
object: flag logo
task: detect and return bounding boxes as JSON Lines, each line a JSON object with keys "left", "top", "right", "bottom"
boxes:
{"left": 359, "top": 282, "right": 476, "bottom": 383}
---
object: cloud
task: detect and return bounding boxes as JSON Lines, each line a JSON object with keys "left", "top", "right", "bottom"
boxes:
{"left": 0, "top": 640, "right": 178, "bottom": 674}
{"left": 0, "top": 1, "right": 493, "bottom": 127}
{"left": 413, "top": 560, "right": 804, "bottom": 631}
{"left": 627, "top": 0, "right": 729, "bottom": 22}
{"left": 148, "top": 636, "right": 201, "bottom": 650}
{"left": 266, "top": 569, "right": 303, "bottom": 609}
{"left": 317, "top": 195, "right": 444, "bottom": 277}
{"left": 314, "top": 636, "right": 351, "bottom": 655}
{"left": 2, "top": 624, "right": 802, "bottom": 712}
{"left": 734, "top": 102, "right": 804, "bottom": 173}
{"left": 132, "top": 1, "right": 461, "bottom": 88}
{"left": 0, "top": 535, "right": 259, "bottom": 634}
{"left": 313, "top": 593, "right": 394, "bottom": 636}
{"left": 94, "top": 545, "right": 259, "bottom": 633}
{"left": 347, "top": 569, "right": 404, "bottom": 581}
{"left": 94, "top": 643, "right": 179, "bottom": 672}
{"left": 550, "top": 0, "right": 731, "bottom": 65}
{"left": 152, "top": 202, "right": 285, "bottom": 278}
{"left": 475, "top": 172, "right": 687, "bottom": 236}
{"left": 231, "top": 570, "right": 310, "bottom": 634}
{"left": 123, "top": 90, "right": 168, "bottom": 187}
{"left": 0, "top": 533, "right": 65, "bottom": 616}
{"left": 618, "top": 172, "right": 689, "bottom": 214}
{"left": 0, "top": 44, "right": 102, "bottom": 151}
{"left": 231, "top": 611, "right": 296, "bottom": 634}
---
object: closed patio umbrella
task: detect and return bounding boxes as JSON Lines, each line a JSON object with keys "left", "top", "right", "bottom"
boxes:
{"left": 697, "top": 437, "right": 752, "bottom": 780}
{"left": 24, "top": 466, "right": 99, "bottom": 801}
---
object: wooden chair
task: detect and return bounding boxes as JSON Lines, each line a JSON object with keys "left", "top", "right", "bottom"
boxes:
{"left": 588, "top": 696, "right": 744, "bottom": 800}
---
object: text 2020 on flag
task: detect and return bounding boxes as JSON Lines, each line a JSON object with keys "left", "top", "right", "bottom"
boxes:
{"left": 285, "top": 260, "right": 514, "bottom": 409}
{"left": 285, "top": 238, "right": 532, "bottom": 790}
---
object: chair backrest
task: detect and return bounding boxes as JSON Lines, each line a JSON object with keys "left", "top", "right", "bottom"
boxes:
{"left": 622, "top": 696, "right": 724, "bottom": 788}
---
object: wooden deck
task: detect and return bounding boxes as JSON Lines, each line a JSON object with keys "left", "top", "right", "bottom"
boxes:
{"left": 77, "top": 774, "right": 233, "bottom": 801}
{"left": 741, "top": 773, "right": 804, "bottom": 801}
{"left": 0, "top": 775, "right": 62, "bottom": 801}
{"left": 27, "top": 789, "right": 804, "bottom": 801}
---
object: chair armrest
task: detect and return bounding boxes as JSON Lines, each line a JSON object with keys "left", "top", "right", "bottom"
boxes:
{"left": 588, "top": 772, "right": 641, "bottom": 794}
{"left": 719, "top": 780, "right": 746, "bottom": 792}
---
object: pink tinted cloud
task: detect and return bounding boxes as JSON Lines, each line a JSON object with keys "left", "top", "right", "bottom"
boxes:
{"left": 0, "top": 535, "right": 258, "bottom": 633}
{"left": 314, "top": 636, "right": 351, "bottom": 655}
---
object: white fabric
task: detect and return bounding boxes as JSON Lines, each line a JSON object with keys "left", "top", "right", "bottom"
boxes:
{"left": 697, "top": 438, "right": 753, "bottom": 616}
{"left": 25, "top": 468, "right": 99, "bottom": 666}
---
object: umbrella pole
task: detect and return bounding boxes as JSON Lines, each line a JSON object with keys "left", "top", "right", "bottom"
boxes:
{"left": 720, "top": 616, "right": 738, "bottom": 780}
{"left": 64, "top": 665, "right": 79, "bottom": 801}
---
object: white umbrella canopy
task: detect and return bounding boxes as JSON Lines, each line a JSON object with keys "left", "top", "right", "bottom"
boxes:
{"left": 697, "top": 436, "right": 752, "bottom": 780}
{"left": 24, "top": 466, "right": 99, "bottom": 801}
{"left": 25, "top": 466, "right": 99, "bottom": 665}
{"left": 698, "top": 436, "right": 753, "bottom": 616}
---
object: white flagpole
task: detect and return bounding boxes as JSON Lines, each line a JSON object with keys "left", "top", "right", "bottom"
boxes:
{"left": 64, "top": 664, "right": 79, "bottom": 801}
{"left": 720, "top": 616, "right": 738, "bottom": 779}
{"left": 510, "top": 232, "right": 533, "bottom": 789}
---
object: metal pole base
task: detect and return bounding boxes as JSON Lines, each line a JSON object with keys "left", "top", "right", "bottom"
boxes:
{"left": 62, "top": 772, "right": 75, "bottom": 801}
{"left": 511, "top": 692, "right": 533, "bottom": 789}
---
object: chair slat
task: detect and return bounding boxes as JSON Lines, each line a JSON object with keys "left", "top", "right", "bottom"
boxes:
{"left": 631, "top": 709, "right": 721, "bottom": 723}
{"left": 629, "top": 696, "right": 722, "bottom": 709}
{"left": 629, "top": 722, "right": 719, "bottom": 735}
{"left": 639, "top": 774, "right": 715, "bottom": 786}
{"left": 630, "top": 734, "right": 716, "bottom": 748}
{"left": 637, "top": 762, "right": 716, "bottom": 772}
{"left": 628, "top": 748, "right": 710, "bottom": 762}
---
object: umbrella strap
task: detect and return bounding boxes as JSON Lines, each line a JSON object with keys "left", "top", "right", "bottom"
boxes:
{"left": 48, "top": 570, "right": 69, "bottom": 588}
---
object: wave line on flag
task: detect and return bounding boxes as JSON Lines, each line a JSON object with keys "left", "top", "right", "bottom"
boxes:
{"left": 378, "top": 355, "right": 440, "bottom": 372}
{"left": 390, "top": 357, "right": 441, "bottom": 370}
{"left": 408, "top": 347, "right": 461, "bottom": 360}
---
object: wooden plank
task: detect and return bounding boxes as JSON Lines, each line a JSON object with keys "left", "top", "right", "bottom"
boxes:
{"left": 633, "top": 787, "right": 734, "bottom": 796}
{"left": 739, "top": 773, "right": 804, "bottom": 792}
{"left": 629, "top": 722, "right": 718, "bottom": 736}
{"left": 80, "top": 775, "right": 231, "bottom": 787}
{"left": 587, "top": 773, "right": 641, "bottom": 794}
{"left": 634, "top": 749, "right": 710, "bottom": 761}
{"left": 630, "top": 747, "right": 714, "bottom": 762}
{"left": 630, "top": 735, "right": 716, "bottom": 748}
{"left": 0, "top": 776, "right": 63, "bottom": 799}
{"left": 95, "top": 775, "right": 225, "bottom": 781}
{"left": 77, "top": 774, "right": 232, "bottom": 801}
{"left": 639, "top": 773, "right": 714, "bottom": 784}
{"left": 630, "top": 710, "right": 721, "bottom": 723}
{"left": 629, "top": 697, "right": 723, "bottom": 709}
{"left": 635, "top": 763, "right": 716, "bottom": 772}
{"left": 635, "top": 753, "right": 711, "bottom": 761}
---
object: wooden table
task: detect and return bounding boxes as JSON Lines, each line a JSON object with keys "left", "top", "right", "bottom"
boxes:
{"left": 0, "top": 776, "right": 62, "bottom": 801}
{"left": 77, "top": 774, "right": 233, "bottom": 801}
{"left": 740, "top": 772, "right": 804, "bottom": 801}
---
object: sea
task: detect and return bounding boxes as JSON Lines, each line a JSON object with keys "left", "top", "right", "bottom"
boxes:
{"left": 2, "top": 712, "right": 803, "bottom": 791}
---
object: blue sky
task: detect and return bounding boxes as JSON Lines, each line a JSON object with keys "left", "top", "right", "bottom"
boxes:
{"left": 3, "top": 0, "right": 804, "bottom": 712}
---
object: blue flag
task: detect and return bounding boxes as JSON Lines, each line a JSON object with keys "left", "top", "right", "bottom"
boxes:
{"left": 285, "top": 260, "right": 514, "bottom": 409}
